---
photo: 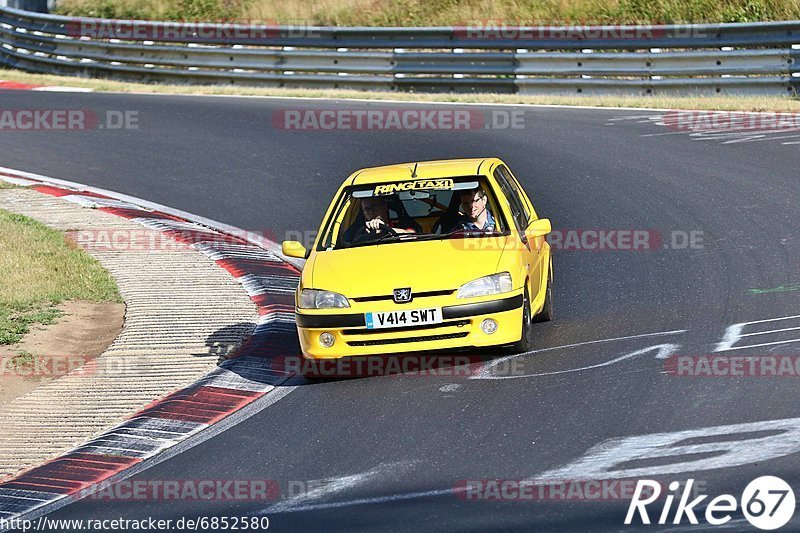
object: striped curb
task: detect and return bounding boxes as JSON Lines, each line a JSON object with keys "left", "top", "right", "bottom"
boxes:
{"left": 0, "top": 80, "right": 94, "bottom": 92}
{"left": 0, "top": 80, "right": 40, "bottom": 90}
{"left": 0, "top": 170, "right": 300, "bottom": 526}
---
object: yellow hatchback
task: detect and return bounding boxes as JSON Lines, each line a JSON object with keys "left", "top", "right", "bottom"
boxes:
{"left": 282, "top": 158, "right": 553, "bottom": 359}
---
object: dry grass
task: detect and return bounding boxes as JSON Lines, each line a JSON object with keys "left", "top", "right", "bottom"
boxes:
{"left": 0, "top": 207, "right": 121, "bottom": 344}
{"left": 54, "top": 0, "right": 800, "bottom": 25}
{"left": 2, "top": 68, "right": 800, "bottom": 111}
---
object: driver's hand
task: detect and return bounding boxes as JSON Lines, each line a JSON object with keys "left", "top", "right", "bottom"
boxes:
{"left": 366, "top": 218, "right": 386, "bottom": 232}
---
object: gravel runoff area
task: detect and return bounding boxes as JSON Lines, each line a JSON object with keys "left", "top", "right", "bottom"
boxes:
{"left": 0, "top": 187, "right": 258, "bottom": 480}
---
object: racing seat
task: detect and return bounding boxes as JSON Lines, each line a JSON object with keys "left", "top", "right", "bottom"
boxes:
{"left": 385, "top": 195, "right": 422, "bottom": 234}
{"left": 432, "top": 194, "right": 465, "bottom": 234}
{"left": 342, "top": 210, "right": 367, "bottom": 244}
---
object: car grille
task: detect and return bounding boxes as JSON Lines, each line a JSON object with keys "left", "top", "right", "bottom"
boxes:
{"left": 351, "top": 289, "right": 454, "bottom": 303}
{"left": 341, "top": 319, "right": 469, "bottom": 336}
{"left": 346, "top": 332, "right": 468, "bottom": 347}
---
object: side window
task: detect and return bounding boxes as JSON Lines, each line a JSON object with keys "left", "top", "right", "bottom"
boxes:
{"left": 496, "top": 166, "right": 531, "bottom": 222}
{"left": 493, "top": 167, "right": 528, "bottom": 234}
{"left": 328, "top": 198, "right": 353, "bottom": 249}
{"left": 501, "top": 166, "right": 536, "bottom": 218}
{"left": 318, "top": 192, "right": 351, "bottom": 250}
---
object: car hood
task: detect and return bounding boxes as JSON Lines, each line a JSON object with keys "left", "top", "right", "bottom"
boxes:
{"left": 307, "top": 237, "right": 509, "bottom": 298}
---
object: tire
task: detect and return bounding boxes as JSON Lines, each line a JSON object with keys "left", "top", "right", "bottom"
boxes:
{"left": 533, "top": 267, "right": 553, "bottom": 323}
{"left": 510, "top": 287, "right": 533, "bottom": 353}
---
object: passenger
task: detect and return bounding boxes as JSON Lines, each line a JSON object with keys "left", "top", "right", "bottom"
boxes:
{"left": 452, "top": 187, "right": 496, "bottom": 232}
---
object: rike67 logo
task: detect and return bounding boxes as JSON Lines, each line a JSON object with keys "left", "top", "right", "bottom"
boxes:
{"left": 626, "top": 476, "right": 795, "bottom": 530}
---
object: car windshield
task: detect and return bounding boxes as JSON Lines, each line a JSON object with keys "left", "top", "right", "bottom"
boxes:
{"left": 317, "top": 176, "right": 509, "bottom": 250}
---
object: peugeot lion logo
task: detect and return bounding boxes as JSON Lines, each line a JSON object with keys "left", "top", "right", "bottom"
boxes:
{"left": 393, "top": 288, "right": 412, "bottom": 303}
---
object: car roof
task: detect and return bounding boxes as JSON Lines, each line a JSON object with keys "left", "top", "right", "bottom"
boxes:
{"left": 348, "top": 158, "right": 498, "bottom": 186}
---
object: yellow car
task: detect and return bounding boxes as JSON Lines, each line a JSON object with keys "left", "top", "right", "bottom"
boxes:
{"left": 281, "top": 158, "right": 552, "bottom": 360}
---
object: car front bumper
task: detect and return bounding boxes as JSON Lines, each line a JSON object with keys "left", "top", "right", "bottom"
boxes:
{"left": 295, "top": 291, "right": 524, "bottom": 359}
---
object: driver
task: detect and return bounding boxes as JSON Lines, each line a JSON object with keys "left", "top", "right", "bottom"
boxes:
{"left": 360, "top": 196, "right": 417, "bottom": 235}
{"left": 451, "top": 187, "right": 496, "bottom": 232}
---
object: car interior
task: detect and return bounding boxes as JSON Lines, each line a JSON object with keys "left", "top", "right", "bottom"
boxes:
{"left": 332, "top": 180, "right": 505, "bottom": 248}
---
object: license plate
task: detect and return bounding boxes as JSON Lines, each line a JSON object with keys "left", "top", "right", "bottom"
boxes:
{"left": 365, "top": 308, "right": 442, "bottom": 330}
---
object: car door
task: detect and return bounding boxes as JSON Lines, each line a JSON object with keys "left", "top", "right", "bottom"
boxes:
{"left": 493, "top": 164, "right": 546, "bottom": 301}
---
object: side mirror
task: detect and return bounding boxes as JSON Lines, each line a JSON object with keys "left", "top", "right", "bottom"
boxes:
{"left": 526, "top": 218, "right": 551, "bottom": 238}
{"left": 282, "top": 240, "right": 307, "bottom": 259}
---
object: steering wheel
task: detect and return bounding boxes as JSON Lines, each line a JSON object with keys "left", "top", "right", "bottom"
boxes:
{"left": 350, "top": 222, "right": 398, "bottom": 244}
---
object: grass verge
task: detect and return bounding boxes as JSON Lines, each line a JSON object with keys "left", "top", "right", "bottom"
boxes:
{"left": 0, "top": 207, "right": 122, "bottom": 345}
{"left": 53, "top": 0, "right": 800, "bottom": 25}
{"left": 2, "top": 68, "right": 800, "bottom": 111}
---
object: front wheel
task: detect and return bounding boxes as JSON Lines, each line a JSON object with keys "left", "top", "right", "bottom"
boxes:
{"left": 510, "top": 288, "right": 533, "bottom": 353}
{"left": 533, "top": 268, "right": 553, "bottom": 323}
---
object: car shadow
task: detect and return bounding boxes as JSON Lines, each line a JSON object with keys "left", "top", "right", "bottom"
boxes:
{"left": 202, "top": 315, "right": 558, "bottom": 386}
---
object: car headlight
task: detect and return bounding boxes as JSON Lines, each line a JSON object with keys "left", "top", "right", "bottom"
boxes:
{"left": 300, "top": 289, "right": 350, "bottom": 309}
{"left": 457, "top": 272, "right": 513, "bottom": 299}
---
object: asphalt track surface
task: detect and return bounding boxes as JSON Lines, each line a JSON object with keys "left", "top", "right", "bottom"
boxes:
{"left": 2, "top": 91, "right": 800, "bottom": 531}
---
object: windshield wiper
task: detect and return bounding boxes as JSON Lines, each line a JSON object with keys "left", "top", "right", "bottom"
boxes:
{"left": 415, "top": 229, "right": 505, "bottom": 241}
{"left": 374, "top": 231, "right": 410, "bottom": 243}
{"left": 341, "top": 231, "right": 415, "bottom": 249}
{"left": 339, "top": 229, "right": 504, "bottom": 249}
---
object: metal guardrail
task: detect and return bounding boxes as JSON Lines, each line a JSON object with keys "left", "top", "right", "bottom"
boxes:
{"left": 1, "top": 5, "right": 799, "bottom": 96}
{"left": 0, "top": 1, "right": 49, "bottom": 13}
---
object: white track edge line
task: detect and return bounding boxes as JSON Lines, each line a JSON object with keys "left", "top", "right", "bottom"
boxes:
{"left": 15, "top": 86, "right": 771, "bottom": 114}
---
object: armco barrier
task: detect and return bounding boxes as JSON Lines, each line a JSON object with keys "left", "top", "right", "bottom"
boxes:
{"left": 0, "top": 6, "right": 799, "bottom": 95}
